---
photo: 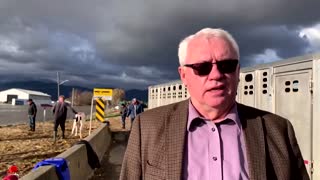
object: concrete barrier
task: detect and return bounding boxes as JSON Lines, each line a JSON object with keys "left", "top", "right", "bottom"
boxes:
{"left": 21, "top": 123, "right": 111, "bottom": 180}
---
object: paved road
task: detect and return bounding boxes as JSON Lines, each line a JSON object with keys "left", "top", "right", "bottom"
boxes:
{"left": 91, "top": 131, "right": 129, "bottom": 180}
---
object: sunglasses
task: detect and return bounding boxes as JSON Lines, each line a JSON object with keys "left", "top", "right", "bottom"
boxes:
{"left": 184, "top": 59, "right": 238, "bottom": 76}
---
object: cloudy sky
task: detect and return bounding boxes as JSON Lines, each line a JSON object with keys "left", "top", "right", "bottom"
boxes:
{"left": 0, "top": 0, "right": 320, "bottom": 90}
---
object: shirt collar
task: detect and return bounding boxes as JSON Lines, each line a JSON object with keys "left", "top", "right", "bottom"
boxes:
{"left": 187, "top": 100, "right": 241, "bottom": 132}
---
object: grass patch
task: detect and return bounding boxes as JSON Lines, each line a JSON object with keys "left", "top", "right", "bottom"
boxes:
{"left": 106, "top": 113, "right": 120, "bottom": 118}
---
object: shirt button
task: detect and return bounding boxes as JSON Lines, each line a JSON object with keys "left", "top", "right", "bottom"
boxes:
{"left": 211, "top": 127, "right": 215, "bottom": 132}
{"left": 212, "top": 157, "right": 218, "bottom": 161}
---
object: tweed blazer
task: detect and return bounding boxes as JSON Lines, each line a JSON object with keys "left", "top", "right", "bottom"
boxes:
{"left": 120, "top": 100, "right": 309, "bottom": 180}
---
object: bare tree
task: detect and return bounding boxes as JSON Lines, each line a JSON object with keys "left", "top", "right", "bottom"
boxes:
{"left": 74, "top": 89, "right": 82, "bottom": 106}
{"left": 68, "top": 89, "right": 93, "bottom": 106}
{"left": 111, "top": 88, "right": 125, "bottom": 106}
{"left": 79, "top": 91, "right": 93, "bottom": 105}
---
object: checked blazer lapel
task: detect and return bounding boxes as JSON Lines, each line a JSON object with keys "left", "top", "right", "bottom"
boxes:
{"left": 237, "top": 104, "right": 267, "bottom": 180}
{"left": 166, "top": 100, "right": 189, "bottom": 180}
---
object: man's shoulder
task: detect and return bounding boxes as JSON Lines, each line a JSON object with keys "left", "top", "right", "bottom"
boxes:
{"left": 136, "top": 100, "right": 188, "bottom": 134}
{"left": 139, "top": 100, "right": 188, "bottom": 119}
{"left": 63, "top": 102, "right": 71, "bottom": 107}
{"left": 237, "top": 103, "right": 289, "bottom": 129}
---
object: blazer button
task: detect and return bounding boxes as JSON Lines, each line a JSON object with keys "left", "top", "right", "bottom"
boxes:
{"left": 212, "top": 156, "right": 218, "bottom": 161}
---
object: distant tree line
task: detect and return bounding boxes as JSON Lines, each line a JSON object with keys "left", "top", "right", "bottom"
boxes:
{"left": 68, "top": 88, "right": 126, "bottom": 106}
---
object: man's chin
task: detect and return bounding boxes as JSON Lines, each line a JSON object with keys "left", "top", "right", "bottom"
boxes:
{"left": 204, "top": 98, "right": 229, "bottom": 108}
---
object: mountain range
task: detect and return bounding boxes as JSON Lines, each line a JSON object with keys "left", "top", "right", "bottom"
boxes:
{"left": 0, "top": 81, "right": 148, "bottom": 102}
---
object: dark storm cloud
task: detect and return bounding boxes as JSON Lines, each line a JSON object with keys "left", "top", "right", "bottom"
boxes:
{"left": 0, "top": 0, "right": 319, "bottom": 89}
{"left": 236, "top": 26, "right": 310, "bottom": 66}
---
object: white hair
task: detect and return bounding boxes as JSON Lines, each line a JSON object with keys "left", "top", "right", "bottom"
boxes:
{"left": 178, "top": 28, "right": 240, "bottom": 66}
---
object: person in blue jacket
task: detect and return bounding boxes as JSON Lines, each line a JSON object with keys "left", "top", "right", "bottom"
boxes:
{"left": 126, "top": 98, "right": 144, "bottom": 129}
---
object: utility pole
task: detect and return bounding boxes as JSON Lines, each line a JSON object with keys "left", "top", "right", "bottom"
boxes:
{"left": 57, "top": 72, "right": 60, "bottom": 100}
{"left": 57, "top": 71, "right": 69, "bottom": 101}
{"left": 71, "top": 88, "right": 74, "bottom": 107}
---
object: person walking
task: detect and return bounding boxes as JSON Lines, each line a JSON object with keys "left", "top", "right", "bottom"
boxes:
{"left": 52, "top": 95, "right": 77, "bottom": 143}
{"left": 120, "top": 103, "right": 128, "bottom": 129}
{"left": 126, "top": 98, "right": 144, "bottom": 129}
{"left": 27, "top": 99, "right": 37, "bottom": 132}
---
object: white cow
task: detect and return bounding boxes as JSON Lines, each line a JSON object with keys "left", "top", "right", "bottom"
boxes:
{"left": 70, "top": 112, "right": 85, "bottom": 139}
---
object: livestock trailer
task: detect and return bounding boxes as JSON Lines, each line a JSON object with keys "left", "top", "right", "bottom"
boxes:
{"left": 238, "top": 53, "right": 320, "bottom": 179}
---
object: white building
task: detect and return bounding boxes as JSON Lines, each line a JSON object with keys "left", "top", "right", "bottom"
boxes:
{"left": 0, "top": 88, "right": 52, "bottom": 105}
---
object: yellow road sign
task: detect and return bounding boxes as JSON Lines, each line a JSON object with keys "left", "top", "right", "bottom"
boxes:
{"left": 95, "top": 98, "right": 106, "bottom": 122}
{"left": 93, "top": 88, "right": 113, "bottom": 99}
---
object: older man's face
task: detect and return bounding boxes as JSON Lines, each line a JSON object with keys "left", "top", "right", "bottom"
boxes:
{"left": 179, "top": 36, "right": 239, "bottom": 110}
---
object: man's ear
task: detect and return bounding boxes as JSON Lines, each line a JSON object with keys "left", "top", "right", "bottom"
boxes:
{"left": 178, "top": 66, "right": 187, "bottom": 86}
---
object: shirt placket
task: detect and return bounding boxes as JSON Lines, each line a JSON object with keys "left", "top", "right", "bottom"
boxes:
{"left": 208, "top": 122, "right": 222, "bottom": 180}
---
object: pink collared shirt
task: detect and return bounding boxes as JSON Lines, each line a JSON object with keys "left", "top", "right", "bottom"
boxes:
{"left": 183, "top": 102, "right": 249, "bottom": 180}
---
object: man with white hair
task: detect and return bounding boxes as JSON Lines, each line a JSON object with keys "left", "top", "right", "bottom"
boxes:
{"left": 120, "top": 28, "right": 308, "bottom": 180}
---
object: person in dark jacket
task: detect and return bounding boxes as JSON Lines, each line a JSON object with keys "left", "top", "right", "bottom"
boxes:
{"left": 52, "top": 95, "right": 77, "bottom": 142}
{"left": 120, "top": 103, "right": 128, "bottom": 129}
{"left": 126, "top": 98, "right": 144, "bottom": 129}
{"left": 27, "top": 99, "right": 37, "bottom": 131}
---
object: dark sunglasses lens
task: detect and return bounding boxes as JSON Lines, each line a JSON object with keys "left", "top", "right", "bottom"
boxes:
{"left": 193, "top": 62, "right": 213, "bottom": 76}
{"left": 217, "top": 60, "right": 238, "bottom": 73}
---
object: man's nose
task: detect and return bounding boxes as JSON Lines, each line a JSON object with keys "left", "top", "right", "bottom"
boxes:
{"left": 208, "top": 64, "right": 223, "bottom": 80}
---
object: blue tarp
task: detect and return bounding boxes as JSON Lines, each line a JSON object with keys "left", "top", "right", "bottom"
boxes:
{"left": 33, "top": 158, "right": 70, "bottom": 180}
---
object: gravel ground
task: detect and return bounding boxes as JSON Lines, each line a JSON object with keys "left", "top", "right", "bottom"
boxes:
{"left": 0, "top": 119, "right": 101, "bottom": 178}
{"left": 0, "top": 105, "right": 131, "bottom": 179}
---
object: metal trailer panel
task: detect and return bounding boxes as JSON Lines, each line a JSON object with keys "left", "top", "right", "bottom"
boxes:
{"left": 239, "top": 72, "right": 255, "bottom": 107}
{"left": 168, "top": 85, "right": 173, "bottom": 105}
{"left": 312, "top": 57, "right": 320, "bottom": 179}
{"left": 156, "top": 87, "right": 161, "bottom": 108}
{"left": 273, "top": 69, "right": 313, "bottom": 177}
{"left": 255, "top": 68, "right": 273, "bottom": 112}
{"left": 162, "top": 86, "right": 167, "bottom": 106}
{"left": 166, "top": 87, "right": 170, "bottom": 105}
{"left": 154, "top": 88, "right": 157, "bottom": 108}
{"left": 274, "top": 60, "right": 313, "bottom": 74}
{"left": 148, "top": 87, "right": 152, "bottom": 108}
{"left": 174, "top": 83, "right": 188, "bottom": 102}
{"left": 149, "top": 88, "right": 152, "bottom": 108}
{"left": 240, "top": 53, "right": 320, "bottom": 73}
{"left": 148, "top": 81, "right": 189, "bottom": 109}
{"left": 151, "top": 87, "right": 157, "bottom": 109}
{"left": 160, "top": 87, "right": 164, "bottom": 106}
{"left": 177, "top": 84, "right": 185, "bottom": 103}
{"left": 149, "top": 87, "right": 155, "bottom": 109}
{"left": 236, "top": 76, "right": 242, "bottom": 103}
{"left": 184, "top": 86, "right": 189, "bottom": 100}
